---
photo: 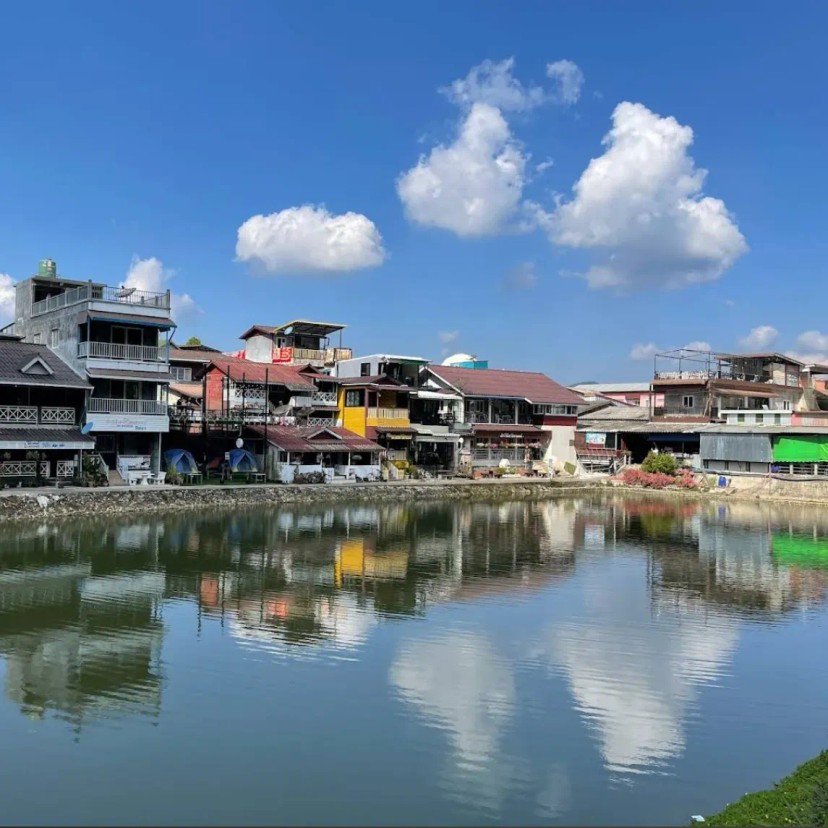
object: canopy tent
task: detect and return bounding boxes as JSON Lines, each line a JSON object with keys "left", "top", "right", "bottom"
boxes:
{"left": 163, "top": 448, "right": 199, "bottom": 474}
{"left": 771, "top": 533, "right": 828, "bottom": 570}
{"left": 228, "top": 448, "right": 258, "bottom": 472}
{"left": 773, "top": 434, "right": 828, "bottom": 462}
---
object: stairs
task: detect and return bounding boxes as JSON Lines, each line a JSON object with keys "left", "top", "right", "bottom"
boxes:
{"left": 108, "top": 469, "right": 125, "bottom": 486}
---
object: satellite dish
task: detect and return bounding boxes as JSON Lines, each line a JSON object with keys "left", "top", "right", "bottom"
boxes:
{"left": 235, "top": 437, "right": 244, "bottom": 449}
{"left": 81, "top": 422, "right": 94, "bottom": 434}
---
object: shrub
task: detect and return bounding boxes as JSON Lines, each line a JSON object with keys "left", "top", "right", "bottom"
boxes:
{"left": 640, "top": 451, "right": 678, "bottom": 475}
{"left": 620, "top": 467, "right": 698, "bottom": 490}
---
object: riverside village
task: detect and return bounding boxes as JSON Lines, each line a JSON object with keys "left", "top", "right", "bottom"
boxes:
{"left": 2, "top": 257, "right": 828, "bottom": 495}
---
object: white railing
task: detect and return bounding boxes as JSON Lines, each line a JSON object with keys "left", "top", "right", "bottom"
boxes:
{"left": 367, "top": 407, "right": 408, "bottom": 420}
{"left": 472, "top": 447, "right": 526, "bottom": 463}
{"left": 307, "top": 417, "right": 336, "bottom": 427}
{"left": 40, "top": 407, "right": 76, "bottom": 424}
{"left": 56, "top": 460, "right": 76, "bottom": 478}
{"left": 0, "top": 461, "right": 50, "bottom": 477}
{"left": 88, "top": 398, "right": 168, "bottom": 415}
{"left": 31, "top": 283, "right": 170, "bottom": 316}
{"left": 292, "top": 391, "right": 337, "bottom": 408}
{"left": 78, "top": 341, "right": 164, "bottom": 363}
{"left": 0, "top": 406, "right": 38, "bottom": 424}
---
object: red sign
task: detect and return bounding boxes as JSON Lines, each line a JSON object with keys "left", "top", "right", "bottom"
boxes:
{"left": 272, "top": 347, "right": 294, "bottom": 363}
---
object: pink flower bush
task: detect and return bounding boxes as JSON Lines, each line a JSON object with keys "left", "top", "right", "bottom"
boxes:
{"left": 620, "top": 467, "right": 699, "bottom": 490}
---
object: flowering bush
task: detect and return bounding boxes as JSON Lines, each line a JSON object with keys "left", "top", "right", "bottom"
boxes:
{"left": 620, "top": 467, "right": 699, "bottom": 490}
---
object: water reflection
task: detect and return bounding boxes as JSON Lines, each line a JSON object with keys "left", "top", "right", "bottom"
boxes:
{"left": 1, "top": 495, "right": 828, "bottom": 823}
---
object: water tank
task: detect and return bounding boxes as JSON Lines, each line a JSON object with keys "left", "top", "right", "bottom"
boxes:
{"left": 442, "top": 352, "right": 488, "bottom": 369}
{"left": 37, "top": 258, "right": 56, "bottom": 278}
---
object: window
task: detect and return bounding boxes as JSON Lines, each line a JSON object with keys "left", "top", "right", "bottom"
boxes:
{"left": 774, "top": 413, "right": 782, "bottom": 425}
{"left": 782, "top": 400, "right": 792, "bottom": 410}
{"left": 682, "top": 395, "right": 694, "bottom": 408}
{"left": 49, "top": 329, "right": 59, "bottom": 348}
{"left": 345, "top": 389, "right": 364, "bottom": 407}
{"left": 532, "top": 404, "right": 578, "bottom": 416}
{"left": 32, "top": 332, "right": 42, "bottom": 344}
{"left": 360, "top": 362, "right": 371, "bottom": 376}
{"left": 736, "top": 413, "right": 745, "bottom": 423}
{"left": 755, "top": 413, "right": 764, "bottom": 423}
{"left": 170, "top": 366, "right": 193, "bottom": 382}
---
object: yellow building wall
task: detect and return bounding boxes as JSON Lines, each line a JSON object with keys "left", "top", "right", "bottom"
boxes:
{"left": 366, "top": 388, "right": 410, "bottom": 428}
{"left": 337, "top": 387, "right": 367, "bottom": 436}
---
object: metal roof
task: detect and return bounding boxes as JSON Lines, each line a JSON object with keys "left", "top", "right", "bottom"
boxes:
{"left": 247, "top": 424, "right": 380, "bottom": 453}
{"left": 77, "top": 310, "right": 175, "bottom": 328}
{"left": 240, "top": 319, "right": 346, "bottom": 339}
{"left": 0, "top": 427, "right": 95, "bottom": 448}
{"left": 87, "top": 368, "right": 171, "bottom": 383}
{"left": 572, "top": 382, "right": 651, "bottom": 394}
{"left": 0, "top": 340, "right": 90, "bottom": 389}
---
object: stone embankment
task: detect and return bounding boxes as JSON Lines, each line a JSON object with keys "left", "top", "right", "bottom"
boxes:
{"left": 0, "top": 478, "right": 600, "bottom": 523}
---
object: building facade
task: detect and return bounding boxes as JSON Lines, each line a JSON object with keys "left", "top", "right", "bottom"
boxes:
{"left": 237, "top": 319, "right": 352, "bottom": 369}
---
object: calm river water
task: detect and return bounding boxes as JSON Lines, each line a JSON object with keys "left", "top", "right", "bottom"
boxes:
{"left": 1, "top": 494, "right": 828, "bottom": 826}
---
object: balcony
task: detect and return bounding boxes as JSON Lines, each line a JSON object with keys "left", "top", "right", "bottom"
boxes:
{"left": 31, "top": 283, "right": 170, "bottom": 317}
{"left": 78, "top": 341, "right": 165, "bottom": 363}
{"left": 291, "top": 391, "right": 338, "bottom": 408}
{"left": 88, "top": 399, "right": 168, "bottom": 416}
{"left": 367, "top": 407, "right": 409, "bottom": 421}
{"left": 0, "top": 405, "right": 76, "bottom": 425}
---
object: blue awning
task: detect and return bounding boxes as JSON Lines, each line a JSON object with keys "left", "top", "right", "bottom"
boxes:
{"left": 77, "top": 310, "right": 175, "bottom": 329}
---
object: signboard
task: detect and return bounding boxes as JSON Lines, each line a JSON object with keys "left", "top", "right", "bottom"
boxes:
{"left": 272, "top": 347, "right": 294, "bottom": 363}
{"left": 87, "top": 415, "right": 170, "bottom": 434}
{"left": 24, "top": 441, "right": 71, "bottom": 449}
{"left": 585, "top": 432, "right": 607, "bottom": 446}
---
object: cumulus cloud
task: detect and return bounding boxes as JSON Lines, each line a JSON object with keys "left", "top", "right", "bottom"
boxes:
{"left": 738, "top": 325, "right": 778, "bottom": 351}
{"left": 397, "top": 103, "right": 528, "bottom": 236}
{"left": 546, "top": 59, "right": 585, "bottom": 105}
{"left": 684, "top": 340, "right": 712, "bottom": 352}
{"left": 0, "top": 274, "right": 15, "bottom": 325}
{"left": 124, "top": 256, "right": 200, "bottom": 320}
{"left": 235, "top": 205, "right": 386, "bottom": 275}
{"left": 629, "top": 342, "right": 659, "bottom": 360}
{"left": 438, "top": 330, "right": 459, "bottom": 344}
{"left": 500, "top": 261, "right": 537, "bottom": 291}
{"left": 786, "top": 331, "right": 828, "bottom": 365}
{"left": 536, "top": 102, "right": 747, "bottom": 290}
{"left": 535, "top": 157, "right": 555, "bottom": 174}
{"left": 441, "top": 57, "right": 545, "bottom": 113}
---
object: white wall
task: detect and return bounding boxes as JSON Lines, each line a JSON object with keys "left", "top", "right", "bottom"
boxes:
{"left": 244, "top": 334, "right": 274, "bottom": 363}
{"left": 541, "top": 425, "right": 577, "bottom": 466}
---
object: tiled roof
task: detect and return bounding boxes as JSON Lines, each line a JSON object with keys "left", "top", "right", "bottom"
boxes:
{"left": 0, "top": 340, "right": 90, "bottom": 389}
{"left": 0, "top": 427, "right": 94, "bottom": 447}
{"left": 206, "top": 358, "right": 317, "bottom": 393}
{"left": 427, "top": 365, "right": 584, "bottom": 405}
{"left": 247, "top": 424, "right": 381, "bottom": 453}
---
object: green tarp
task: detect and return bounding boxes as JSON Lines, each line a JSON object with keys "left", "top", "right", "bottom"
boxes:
{"left": 772, "top": 434, "right": 828, "bottom": 462}
{"left": 772, "top": 533, "right": 828, "bottom": 570}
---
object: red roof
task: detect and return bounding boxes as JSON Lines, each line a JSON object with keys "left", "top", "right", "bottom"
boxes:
{"left": 205, "top": 357, "right": 318, "bottom": 392}
{"left": 427, "top": 365, "right": 584, "bottom": 405}
{"left": 247, "top": 424, "right": 381, "bottom": 453}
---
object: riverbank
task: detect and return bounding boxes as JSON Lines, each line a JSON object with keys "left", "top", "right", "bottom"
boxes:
{"left": 0, "top": 477, "right": 600, "bottom": 522}
{"left": 704, "top": 750, "right": 828, "bottom": 826}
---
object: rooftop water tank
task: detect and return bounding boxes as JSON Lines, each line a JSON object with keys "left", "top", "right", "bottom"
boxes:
{"left": 37, "top": 258, "right": 56, "bottom": 279}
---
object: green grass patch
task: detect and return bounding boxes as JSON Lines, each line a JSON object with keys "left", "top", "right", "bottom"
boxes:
{"left": 704, "top": 750, "right": 828, "bottom": 826}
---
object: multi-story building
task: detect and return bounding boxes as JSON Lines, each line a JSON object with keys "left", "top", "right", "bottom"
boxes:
{"left": 572, "top": 382, "right": 663, "bottom": 408}
{"left": 419, "top": 364, "right": 585, "bottom": 473}
{"left": 236, "top": 319, "right": 352, "bottom": 369}
{"left": 0, "top": 333, "right": 94, "bottom": 482}
{"left": 11, "top": 259, "right": 173, "bottom": 478}
{"left": 335, "top": 353, "right": 428, "bottom": 386}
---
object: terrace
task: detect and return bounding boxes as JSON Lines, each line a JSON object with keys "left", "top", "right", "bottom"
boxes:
{"left": 31, "top": 281, "right": 171, "bottom": 317}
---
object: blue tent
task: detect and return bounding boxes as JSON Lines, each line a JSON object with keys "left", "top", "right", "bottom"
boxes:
{"left": 164, "top": 448, "right": 199, "bottom": 474}
{"left": 228, "top": 448, "right": 258, "bottom": 472}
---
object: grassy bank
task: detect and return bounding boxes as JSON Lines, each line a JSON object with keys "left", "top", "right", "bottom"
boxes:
{"left": 705, "top": 750, "right": 828, "bottom": 826}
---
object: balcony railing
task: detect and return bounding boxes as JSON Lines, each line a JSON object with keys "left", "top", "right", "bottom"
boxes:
{"left": 88, "top": 398, "right": 168, "bottom": 416}
{"left": 78, "top": 341, "right": 165, "bottom": 363}
{"left": 291, "top": 391, "right": 337, "bottom": 407}
{"left": 367, "top": 407, "right": 408, "bottom": 420}
{"left": 31, "top": 283, "right": 170, "bottom": 316}
{"left": 0, "top": 405, "right": 76, "bottom": 425}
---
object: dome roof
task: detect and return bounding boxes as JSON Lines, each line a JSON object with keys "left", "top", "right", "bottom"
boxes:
{"left": 441, "top": 352, "right": 476, "bottom": 366}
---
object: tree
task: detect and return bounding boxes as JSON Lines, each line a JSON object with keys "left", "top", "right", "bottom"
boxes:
{"left": 184, "top": 336, "right": 203, "bottom": 346}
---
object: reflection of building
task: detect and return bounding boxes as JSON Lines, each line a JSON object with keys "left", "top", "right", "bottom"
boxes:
{"left": 0, "top": 565, "right": 165, "bottom": 727}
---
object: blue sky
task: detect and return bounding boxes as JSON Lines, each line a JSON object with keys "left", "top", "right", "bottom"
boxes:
{"left": 1, "top": 1, "right": 827, "bottom": 383}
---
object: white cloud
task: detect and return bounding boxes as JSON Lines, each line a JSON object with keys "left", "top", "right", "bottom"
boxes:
{"left": 438, "top": 330, "right": 459, "bottom": 344}
{"left": 786, "top": 331, "right": 828, "bottom": 365}
{"left": 684, "top": 340, "right": 711, "bottom": 352}
{"left": 397, "top": 103, "right": 528, "bottom": 237}
{"left": 500, "top": 261, "right": 537, "bottom": 291}
{"left": 0, "top": 274, "right": 15, "bottom": 325}
{"left": 738, "top": 325, "right": 778, "bottom": 351}
{"left": 441, "top": 57, "right": 545, "bottom": 113}
{"left": 537, "top": 102, "right": 747, "bottom": 290}
{"left": 535, "top": 157, "right": 555, "bottom": 174}
{"left": 546, "top": 60, "right": 585, "bottom": 105}
{"left": 235, "top": 205, "right": 386, "bottom": 275}
{"left": 124, "top": 256, "right": 200, "bottom": 321}
{"left": 629, "top": 342, "right": 659, "bottom": 360}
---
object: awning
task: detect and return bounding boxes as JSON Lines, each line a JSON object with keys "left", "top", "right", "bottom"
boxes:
{"left": 0, "top": 427, "right": 94, "bottom": 450}
{"left": 77, "top": 310, "right": 175, "bottom": 329}
{"left": 414, "top": 432, "right": 460, "bottom": 443}
{"left": 87, "top": 368, "right": 171, "bottom": 383}
{"left": 471, "top": 423, "right": 544, "bottom": 434}
{"left": 714, "top": 389, "right": 777, "bottom": 399}
{"left": 413, "top": 389, "right": 462, "bottom": 401}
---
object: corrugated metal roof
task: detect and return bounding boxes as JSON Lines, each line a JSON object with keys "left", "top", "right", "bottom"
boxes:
{"left": 77, "top": 310, "right": 175, "bottom": 328}
{"left": 0, "top": 340, "right": 90, "bottom": 389}
{"left": 87, "top": 368, "right": 171, "bottom": 383}
{"left": 0, "top": 427, "right": 94, "bottom": 447}
{"left": 427, "top": 365, "right": 584, "bottom": 405}
{"left": 247, "top": 424, "right": 380, "bottom": 453}
{"left": 206, "top": 358, "right": 317, "bottom": 393}
{"left": 700, "top": 432, "right": 772, "bottom": 463}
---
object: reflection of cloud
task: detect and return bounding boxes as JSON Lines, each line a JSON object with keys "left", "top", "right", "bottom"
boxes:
{"left": 544, "top": 566, "right": 739, "bottom": 775}
{"left": 536, "top": 763, "right": 572, "bottom": 819}
{"left": 389, "top": 631, "right": 517, "bottom": 814}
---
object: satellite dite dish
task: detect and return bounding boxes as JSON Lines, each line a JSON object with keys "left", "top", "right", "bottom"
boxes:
{"left": 81, "top": 422, "right": 94, "bottom": 434}
{"left": 235, "top": 437, "right": 244, "bottom": 449}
